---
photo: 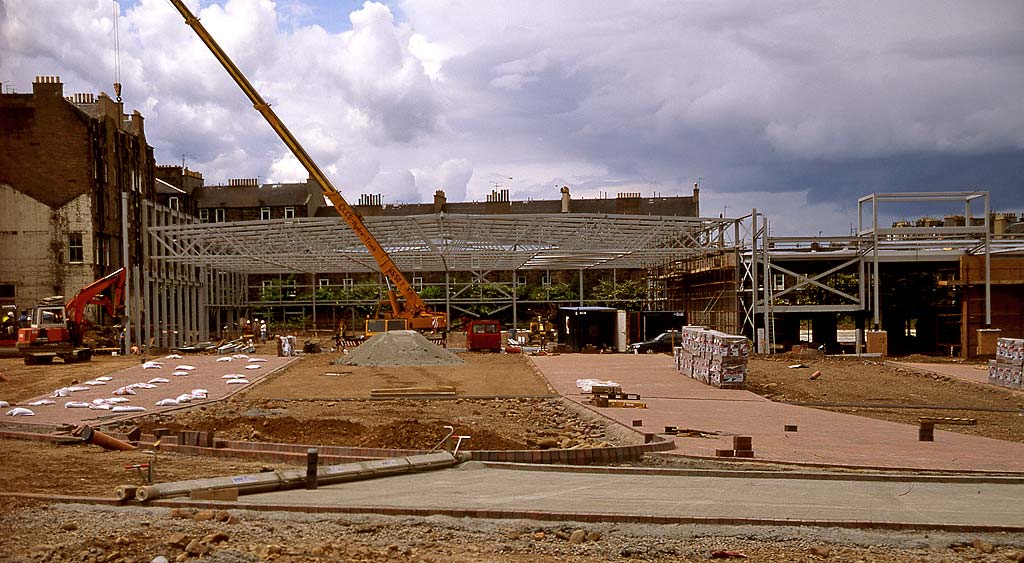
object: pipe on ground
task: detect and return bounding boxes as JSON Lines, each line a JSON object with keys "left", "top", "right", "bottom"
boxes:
{"left": 115, "top": 485, "right": 138, "bottom": 501}
{"left": 78, "top": 426, "right": 137, "bottom": 451}
{"left": 132, "top": 451, "right": 466, "bottom": 502}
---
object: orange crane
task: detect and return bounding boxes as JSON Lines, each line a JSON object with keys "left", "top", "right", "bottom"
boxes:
{"left": 17, "top": 268, "right": 126, "bottom": 364}
{"left": 167, "top": 0, "right": 445, "bottom": 333}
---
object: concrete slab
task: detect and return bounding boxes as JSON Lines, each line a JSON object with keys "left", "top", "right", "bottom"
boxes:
{"left": 7, "top": 354, "right": 297, "bottom": 428}
{"left": 237, "top": 462, "right": 1024, "bottom": 529}
{"left": 532, "top": 354, "right": 1024, "bottom": 473}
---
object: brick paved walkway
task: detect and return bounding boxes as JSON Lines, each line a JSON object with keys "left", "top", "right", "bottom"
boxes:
{"left": 532, "top": 354, "right": 1024, "bottom": 473}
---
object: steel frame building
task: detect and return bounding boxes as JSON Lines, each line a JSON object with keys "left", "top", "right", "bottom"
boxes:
{"left": 126, "top": 191, "right": 1023, "bottom": 355}
{"left": 134, "top": 211, "right": 740, "bottom": 348}
{"left": 733, "top": 192, "right": 1024, "bottom": 355}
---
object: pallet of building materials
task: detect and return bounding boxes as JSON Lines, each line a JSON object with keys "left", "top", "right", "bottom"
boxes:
{"left": 605, "top": 400, "right": 647, "bottom": 409}
{"left": 575, "top": 379, "right": 621, "bottom": 394}
{"left": 663, "top": 426, "right": 718, "bottom": 438}
{"left": 674, "top": 326, "right": 750, "bottom": 389}
{"left": 990, "top": 338, "right": 1024, "bottom": 390}
{"left": 593, "top": 391, "right": 642, "bottom": 401}
{"left": 590, "top": 395, "right": 646, "bottom": 408}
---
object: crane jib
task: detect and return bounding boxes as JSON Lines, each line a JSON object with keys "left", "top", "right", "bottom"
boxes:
{"left": 168, "top": 0, "right": 436, "bottom": 325}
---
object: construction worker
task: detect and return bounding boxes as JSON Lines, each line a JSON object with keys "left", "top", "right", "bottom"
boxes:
{"left": 18, "top": 310, "right": 30, "bottom": 328}
{"left": 1, "top": 309, "right": 15, "bottom": 337}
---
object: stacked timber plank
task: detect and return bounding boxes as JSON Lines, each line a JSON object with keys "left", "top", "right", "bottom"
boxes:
{"left": 674, "top": 326, "right": 750, "bottom": 389}
{"left": 370, "top": 386, "right": 457, "bottom": 398}
{"left": 989, "top": 337, "right": 1023, "bottom": 390}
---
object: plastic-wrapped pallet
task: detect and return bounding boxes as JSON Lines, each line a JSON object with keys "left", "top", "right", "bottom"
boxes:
{"left": 992, "top": 337, "right": 1024, "bottom": 390}
{"left": 675, "top": 325, "right": 749, "bottom": 389}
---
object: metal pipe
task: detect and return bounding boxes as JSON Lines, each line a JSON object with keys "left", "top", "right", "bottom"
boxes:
{"left": 872, "top": 195, "right": 880, "bottom": 330}
{"left": 78, "top": 426, "right": 137, "bottom": 452}
{"left": 511, "top": 270, "right": 518, "bottom": 332}
{"left": 578, "top": 269, "right": 584, "bottom": 307}
{"left": 984, "top": 193, "right": 991, "bottom": 327}
{"left": 115, "top": 485, "right": 138, "bottom": 502}
{"left": 120, "top": 192, "right": 131, "bottom": 354}
{"left": 751, "top": 209, "right": 759, "bottom": 352}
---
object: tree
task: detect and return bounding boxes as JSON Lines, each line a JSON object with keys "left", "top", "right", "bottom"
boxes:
{"left": 592, "top": 279, "right": 646, "bottom": 309}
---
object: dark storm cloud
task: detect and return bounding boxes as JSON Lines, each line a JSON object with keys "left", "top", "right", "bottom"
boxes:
{"left": 3, "top": 0, "right": 1022, "bottom": 233}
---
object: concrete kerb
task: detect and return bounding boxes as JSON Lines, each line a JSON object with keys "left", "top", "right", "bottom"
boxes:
{"left": 1, "top": 492, "right": 1021, "bottom": 534}
{"left": 479, "top": 461, "right": 1024, "bottom": 484}
{"left": 658, "top": 449, "right": 1024, "bottom": 477}
{"left": 111, "top": 428, "right": 675, "bottom": 466}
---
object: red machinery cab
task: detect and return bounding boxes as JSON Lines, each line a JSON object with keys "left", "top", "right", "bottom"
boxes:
{"left": 16, "top": 268, "right": 124, "bottom": 364}
{"left": 466, "top": 320, "right": 501, "bottom": 352}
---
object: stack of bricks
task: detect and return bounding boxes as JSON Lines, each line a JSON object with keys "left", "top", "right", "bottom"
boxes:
{"left": 673, "top": 326, "right": 750, "bottom": 388}
{"left": 989, "top": 337, "right": 1023, "bottom": 390}
{"left": 715, "top": 436, "right": 754, "bottom": 458}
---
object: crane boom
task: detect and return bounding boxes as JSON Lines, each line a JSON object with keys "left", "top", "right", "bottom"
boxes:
{"left": 168, "top": 0, "right": 435, "bottom": 324}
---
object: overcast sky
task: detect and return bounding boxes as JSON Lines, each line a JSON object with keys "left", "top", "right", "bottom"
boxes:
{"left": 2, "top": 0, "right": 1022, "bottom": 234}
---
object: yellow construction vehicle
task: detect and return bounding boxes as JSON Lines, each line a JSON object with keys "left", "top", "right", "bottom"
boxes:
{"left": 528, "top": 316, "right": 556, "bottom": 345}
{"left": 168, "top": 0, "right": 445, "bottom": 334}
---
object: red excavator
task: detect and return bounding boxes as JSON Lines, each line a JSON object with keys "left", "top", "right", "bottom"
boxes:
{"left": 16, "top": 268, "right": 126, "bottom": 364}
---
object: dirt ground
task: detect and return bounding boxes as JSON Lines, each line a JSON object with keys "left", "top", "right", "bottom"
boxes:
{"left": 746, "top": 355, "right": 1024, "bottom": 443}
{"left": 4, "top": 347, "right": 1024, "bottom": 562}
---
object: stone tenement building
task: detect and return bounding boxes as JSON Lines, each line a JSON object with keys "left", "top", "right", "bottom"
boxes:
{"left": 321, "top": 185, "right": 699, "bottom": 218}
{"left": 0, "top": 76, "right": 155, "bottom": 309}
{"left": 193, "top": 177, "right": 327, "bottom": 222}
{"left": 154, "top": 165, "right": 205, "bottom": 218}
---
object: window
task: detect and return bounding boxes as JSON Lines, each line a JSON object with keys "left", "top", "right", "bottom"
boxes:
{"left": 319, "top": 278, "right": 330, "bottom": 287}
{"left": 214, "top": 208, "right": 226, "bottom": 223}
{"left": 772, "top": 274, "right": 785, "bottom": 291}
{"left": 541, "top": 273, "right": 551, "bottom": 286}
{"left": 168, "top": 196, "right": 180, "bottom": 211}
{"left": 68, "top": 233, "right": 84, "bottom": 264}
{"left": 285, "top": 280, "right": 297, "bottom": 298}
{"left": 284, "top": 207, "right": 296, "bottom": 219}
{"left": 413, "top": 276, "right": 424, "bottom": 291}
{"left": 0, "top": 284, "right": 14, "bottom": 300}
{"left": 260, "top": 207, "right": 271, "bottom": 220}
{"left": 94, "top": 236, "right": 110, "bottom": 267}
{"left": 261, "top": 279, "right": 273, "bottom": 289}
{"left": 517, "top": 275, "right": 526, "bottom": 287}
{"left": 342, "top": 278, "right": 354, "bottom": 288}
{"left": 199, "top": 209, "right": 209, "bottom": 223}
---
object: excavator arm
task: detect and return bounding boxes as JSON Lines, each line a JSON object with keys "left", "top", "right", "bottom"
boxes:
{"left": 168, "top": 0, "right": 439, "bottom": 326}
{"left": 65, "top": 268, "right": 126, "bottom": 344}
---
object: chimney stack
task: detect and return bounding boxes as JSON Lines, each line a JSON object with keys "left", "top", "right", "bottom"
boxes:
{"left": 32, "top": 75, "right": 64, "bottom": 97}
{"left": 433, "top": 189, "right": 447, "bottom": 213}
{"left": 560, "top": 186, "right": 571, "bottom": 213}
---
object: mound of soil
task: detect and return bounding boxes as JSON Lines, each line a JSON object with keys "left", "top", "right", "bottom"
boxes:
{"left": 338, "top": 331, "right": 464, "bottom": 367}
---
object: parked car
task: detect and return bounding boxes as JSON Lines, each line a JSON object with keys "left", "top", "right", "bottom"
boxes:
{"left": 628, "top": 330, "right": 681, "bottom": 354}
